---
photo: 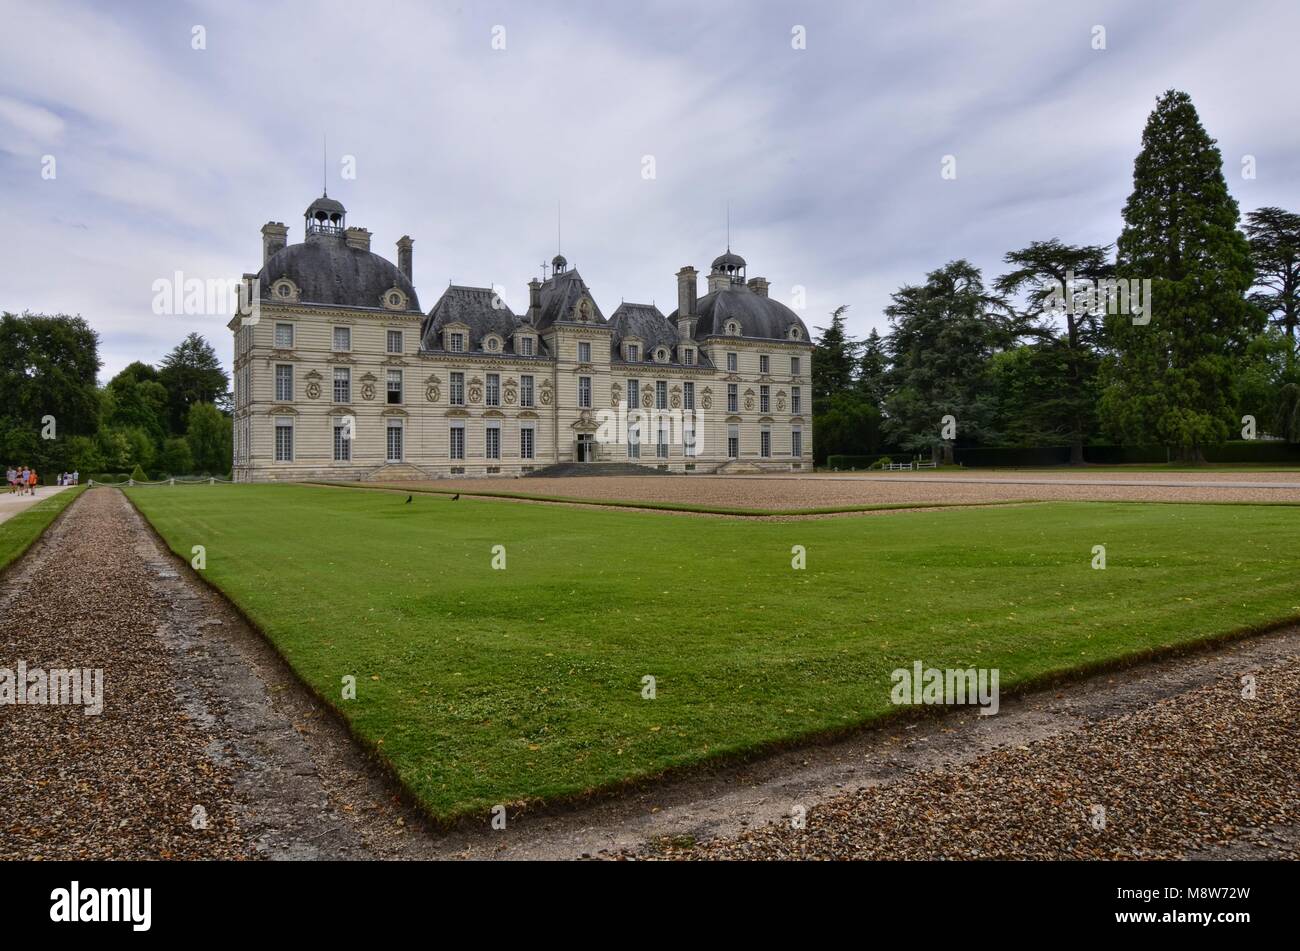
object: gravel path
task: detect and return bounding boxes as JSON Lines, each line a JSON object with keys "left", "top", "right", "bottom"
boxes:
{"left": 380, "top": 471, "right": 1300, "bottom": 510}
{"left": 634, "top": 651, "right": 1299, "bottom": 861}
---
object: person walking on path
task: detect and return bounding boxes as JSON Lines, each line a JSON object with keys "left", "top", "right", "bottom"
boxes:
{"left": 27, "top": 468, "right": 38, "bottom": 496}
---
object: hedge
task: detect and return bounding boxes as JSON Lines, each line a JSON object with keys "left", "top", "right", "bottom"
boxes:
{"left": 828, "top": 442, "right": 1300, "bottom": 470}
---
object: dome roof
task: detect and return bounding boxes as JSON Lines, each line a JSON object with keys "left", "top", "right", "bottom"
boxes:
{"left": 676, "top": 286, "right": 809, "bottom": 341}
{"left": 552, "top": 253, "right": 568, "bottom": 269}
{"left": 305, "top": 194, "right": 346, "bottom": 220}
{"left": 259, "top": 239, "right": 420, "bottom": 312}
{"left": 711, "top": 250, "right": 746, "bottom": 271}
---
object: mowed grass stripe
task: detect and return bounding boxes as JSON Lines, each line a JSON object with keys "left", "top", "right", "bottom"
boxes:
{"left": 124, "top": 483, "right": 1300, "bottom": 820}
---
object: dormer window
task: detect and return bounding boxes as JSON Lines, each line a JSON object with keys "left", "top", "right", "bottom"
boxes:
{"left": 789, "top": 326, "right": 802, "bottom": 340}
{"left": 382, "top": 288, "right": 408, "bottom": 311}
{"left": 655, "top": 347, "right": 668, "bottom": 363}
{"left": 484, "top": 334, "right": 502, "bottom": 353}
{"left": 448, "top": 332, "right": 465, "bottom": 353}
{"left": 626, "top": 343, "right": 640, "bottom": 362}
{"left": 683, "top": 348, "right": 695, "bottom": 366}
{"left": 726, "top": 320, "right": 741, "bottom": 336}
{"left": 519, "top": 336, "right": 535, "bottom": 356}
{"left": 271, "top": 279, "right": 298, "bottom": 301}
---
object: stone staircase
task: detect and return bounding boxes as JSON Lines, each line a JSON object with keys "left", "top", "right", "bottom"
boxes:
{"left": 361, "top": 462, "right": 432, "bottom": 482}
{"left": 523, "top": 462, "right": 673, "bottom": 478}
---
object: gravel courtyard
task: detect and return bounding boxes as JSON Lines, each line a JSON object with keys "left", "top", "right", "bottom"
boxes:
{"left": 375, "top": 469, "right": 1300, "bottom": 510}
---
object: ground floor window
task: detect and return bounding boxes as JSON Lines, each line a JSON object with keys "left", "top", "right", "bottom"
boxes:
{"left": 520, "top": 426, "right": 535, "bottom": 459}
{"left": 628, "top": 422, "right": 640, "bottom": 459}
{"left": 727, "top": 426, "right": 738, "bottom": 459}
{"left": 333, "top": 421, "right": 351, "bottom": 461}
{"left": 656, "top": 420, "right": 669, "bottom": 458}
{"left": 684, "top": 420, "right": 697, "bottom": 457}
{"left": 450, "top": 424, "right": 465, "bottom": 460}
{"left": 791, "top": 428, "right": 802, "bottom": 458}
{"left": 274, "top": 418, "right": 293, "bottom": 461}
{"left": 761, "top": 429, "right": 771, "bottom": 458}
{"left": 486, "top": 424, "right": 500, "bottom": 460}
{"left": 386, "top": 422, "right": 403, "bottom": 462}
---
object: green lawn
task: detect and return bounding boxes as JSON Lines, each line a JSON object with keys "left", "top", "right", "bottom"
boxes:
{"left": 124, "top": 483, "right": 1300, "bottom": 821}
{"left": 0, "top": 486, "right": 85, "bottom": 573}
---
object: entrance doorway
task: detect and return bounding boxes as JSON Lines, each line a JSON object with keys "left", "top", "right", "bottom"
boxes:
{"left": 576, "top": 433, "right": 594, "bottom": 462}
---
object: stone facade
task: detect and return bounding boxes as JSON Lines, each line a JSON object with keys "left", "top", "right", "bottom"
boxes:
{"left": 229, "top": 195, "right": 813, "bottom": 481}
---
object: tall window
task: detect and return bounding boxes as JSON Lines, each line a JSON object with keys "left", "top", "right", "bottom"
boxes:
{"left": 759, "top": 354, "right": 770, "bottom": 374}
{"left": 727, "top": 352, "right": 737, "bottom": 372}
{"left": 760, "top": 385, "right": 770, "bottom": 413}
{"left": 519, "top": 336, "right": 534, "bottom": 356}
{"left": 683, "top": 381, "right": 694, "bottom": 410}
{"left": 578, "top": 341, "right": 591, "bottom": 363}
{"left": 486, "top": 423, "right": 501, "bottom": 460}
{"left": 333, "top": 326, "right": 351, "bottom": 352}
{"left": 727, "top": 425, "right": 738, "bottom": 459}
{"left": 791, "top": 356, "right": 801, "bottom": 376}
{"left": 626, "top": 343, "right": 639, "bottom": 362}
{"left": 655, "top": 381, "right": 667, "bottom": 410}
{"left": 387, "top": 369, "right": 403, "bottom": 404}
{"left": 450, "top": 371, "right": 465, "bottom": 406}
{"left": 449, "top": 423, "right": 465, "bottom": 460}
{"left": 486, "top": 373, "right": 500, "bottom": 407}
{"left": 727, "top": 384, "right": 738, "bottom": 413}
{"left": 333, "top": 367, "right": 351, "bottom": 403}
{"left": 761, "top": 429, "right": 772, "bottom": 458}
{"left": 791, "top": 386, "right": 801, "bottom": 414}
{"left": 274, "top": 323, "right": 294, "bottom": 348}
{"left": 386, "top": 421, "right": 403, "bottom": 462}
{"left": 683, "top": 348, "right": 695, "bottom": 366}
{"left": 333, "top": 420, "right": 351, "bottom": 461}
{"left": 684, "top": 420, "right": 697, "bottom": 457}
{"left": 792, "top": 428, "right": 803, "bottom": 457}
{"left": 520, "top": 425, "right": 535, "bottom": 459}
{"left": 627, "top": 420, "right": 640, "bottom": 458}
{"left": 627, "top": 379, "right": 639, "bottom": 409}
{"left": 275, "top": 418, "right": 293, "bottom": 461}
{"left": 520, "top": 374, "right": 534, "bottom": 407}
{"left": 274, "top": 364, "right": 293, "bottom": 402}
{"left": 578, "top": 376, "right": 592, "bottom": 408}
{"left": 387, "top": 330, "right": 403, "bottom": 354}
{"left": 656, "top": 419, "right": 669, "bottom": 458}
{"left": 449, "top": 332, "right": 465, "bottom": 353}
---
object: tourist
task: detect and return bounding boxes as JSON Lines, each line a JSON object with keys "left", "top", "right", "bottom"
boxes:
{"left": 27, "top": 468, "right": 38, "bottom": 495}
{"left": 72, "top": 469, "right": 79, "bottom": 486}
{"left": 5, "top": 466, "right": 14, "bottom": 494}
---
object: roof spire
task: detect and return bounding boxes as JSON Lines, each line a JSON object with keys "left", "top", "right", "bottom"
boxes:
{"left": 726, "top": 200, "right": 731, "bottom": 251}
{"left": 322, "top": 134, "right": 327, "bottom": 197}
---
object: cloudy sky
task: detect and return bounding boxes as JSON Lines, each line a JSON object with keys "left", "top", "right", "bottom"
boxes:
{"left": 1, "top": 0, "right": 1296, "bottom": 381}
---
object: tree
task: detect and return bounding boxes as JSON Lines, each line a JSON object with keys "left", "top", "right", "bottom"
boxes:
{"left": 811, "top": 306, "right": 858, "bottom": 412}
{"left": 856, "top": 328, "right": 889, "bottom": 408}
{"left": 102, "top": 368, "right": 169, "bottom": 447}
{"left": 1243, "top": 206, "right": 1300, "bottom": 369}
{"left": 158, "top": 333, "right": 229, "bottom": 434}
{"left": 1101, "top": 90, "right": 1260, "bottom": 461}
{"left": 995, "top": 239, "right": 1111, "bottom": 463}
{"left": 186, "top": 402, "right": 231, "bottom": 474}
{"left": 814, "top": 392, "right": 882, "bottom": 464}
{"left": 882, "top": 260, "right": 1009, "bottom": 464}
{"left": 159, "top": 436, "right": 194, "bottom": 476}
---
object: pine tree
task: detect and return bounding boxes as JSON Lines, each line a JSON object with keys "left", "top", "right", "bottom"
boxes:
{"left": 1101, "top": 90, "right": 1259, "bottom": 461}
{"left": 856, "top": 329, "right": 889, "bottom": 408}
{"left": 1244, "top": 206, "right": 1300, "bottom": 369}
{"left": 811, "top": 305, "right": 857, "bottom": 413}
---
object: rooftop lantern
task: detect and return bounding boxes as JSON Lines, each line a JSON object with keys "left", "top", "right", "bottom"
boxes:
{"left": 304, "top": 192, "right": 346, "bottom": 237}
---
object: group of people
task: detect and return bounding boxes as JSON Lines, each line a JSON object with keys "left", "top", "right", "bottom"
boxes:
{"left": 57, "top": 471, "right": 79, "bottom": 486}
{"left": 7, "top": 466, "right": 40, "bottom": 495}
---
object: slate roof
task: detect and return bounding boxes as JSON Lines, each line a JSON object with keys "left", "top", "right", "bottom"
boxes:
{"left": 670, "top": 285, "right": 809, "bottom": 342}
{"left": 258, "top": 236, "right": 421, "bottom": 311}
{"left": 608, "top": 302, "right": 685, "bottom": 364}
{"left": 421, "top": 285, "right": 543, "bottom": 355}
{"left": 534, "top": 268, "right": 606, "bottom": 332}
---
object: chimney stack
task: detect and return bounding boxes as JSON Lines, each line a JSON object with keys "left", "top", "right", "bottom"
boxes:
{"left": 397, "top": 236, "right": 413, "bottom": 280}
{"left": 344, "top": 227, "right": 371, "bottom": 251}
{"left": 746, "top": 276, "right": 769, "bottom": 298}
{"left": 676, "top": 266, "right": 698, "bottom": 317}
{"left": 261, "top": 222, "right": 287, "bottom": 265}
{"left": 527, "top": 278, "right": 541, "bottom": 321}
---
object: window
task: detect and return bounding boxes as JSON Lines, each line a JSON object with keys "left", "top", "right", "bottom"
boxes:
{"left": 578, "top": 376, "right": 592, "bottom": 408}
{"left": 274, "top": 323, "right": 294, "bottom": 348}
{"left": 520, "top": 425, "right": 535, "bottom": 459}
{"left": 792, "top": 428, "right": 803, "bottom": 457}
{"left": 627, "top": 379, "right": 639, "bottom": 410}
{"left": 448, "top": 332, "right": 465, "bottom": 353}
{"left": 387, "top": 369, "right": 403, "bottom": 405}
{"left": 520, "top": 374, "right": 534, "bottom": 408}
{"left": 760, "top": 385, "right": 770, "bottom": 413}
{"left": 683, "top": 348, "right": 695, "bottom": 365}
{"left": 274, "top": 364, "right": 293, "bottom": 402}
{"left": 683, "top": 381, "right": 694, "bottom": 410}
{"left": 791, "top": 386, "right": 802, "bottom": 414}
{"left": 761, "top": 429, "right": 772, "bottom": 458}
{"left": 656, "top": 419, "right": 669, "bottom": 458}
{"left": 655, "top": 381, "right": 667, "bottom": 410}
{"left": 486, "top": 373, "right": 500, "bottom": 407}
{"left": 791, "top": 356, "right": 801, "bottom": 376}
{"left": 333, "top": 421, "right": 351, "bottom": 461}
{"left": 387, "top": 330, "right": 403, "bottom": 354}
{"left": 727, "top": 425, "right": 739, "bottom": 459}
{"left": 519, "top": 336, "right": 534, "bottom": 356}
{"left": 449, "top": 423, "right": 465, "bottom": 460}
{"left": 627, "top": 420, "right": 640, "bottom": 459}
{"left": 274, "top": 418, "right": 293, "bottom": 461}
{"left": 727, "top": 384, "right": 738, "bottom": 413}
{"left": 760, "top": 354, "right": 770, "bottom": 374}
{"left": 333, "top": 326, "right": 351, "bottom": 352}
{"left": 684, "top": 420, "right": 697, "bottom": 457}
{"left": 333, "top": 367, "right": 351, "bottom": 404}
{"left": 386, "top": 421, "right": 403, "bottom": 462}
{"left": 578, "top": 341, "right": 591, "bottom": 363}
{"left": 486, "top": 423, "right": 500, "bottom": 460}
{"left": 450, "top": 371, "right": 465, "bottom": 406}
{"left": 626, "top": 343, "right": 639, "bottom": 362}
{"left": 656, "top": 348, "right": 667, "bottom": 362}
{"left": 727, "top": 352, "right": 737, "bottom": 372}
